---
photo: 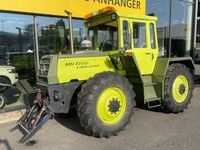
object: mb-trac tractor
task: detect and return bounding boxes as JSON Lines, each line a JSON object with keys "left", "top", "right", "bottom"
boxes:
{"left": 12, "top": 7, "right": 194, "bottom": 143}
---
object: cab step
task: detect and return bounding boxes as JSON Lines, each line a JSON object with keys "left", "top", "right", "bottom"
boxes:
{"left": 144, "top": 82, "right": 157, "bottom": 87}
{"left": 146, "top": 97, "right": 161, "bottom": 109}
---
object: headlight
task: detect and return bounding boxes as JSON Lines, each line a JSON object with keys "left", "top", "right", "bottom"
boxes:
{"left": 7, "top": 69, "right": 16, "bottom": 73}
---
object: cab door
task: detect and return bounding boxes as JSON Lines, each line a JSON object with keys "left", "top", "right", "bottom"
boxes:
{"left": 131, "top": 21, "right": 158, "bottom": 75}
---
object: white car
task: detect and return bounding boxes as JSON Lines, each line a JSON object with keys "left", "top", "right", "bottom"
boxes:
{"left": 0, "top": 66, "right": 20, "bottom": 109}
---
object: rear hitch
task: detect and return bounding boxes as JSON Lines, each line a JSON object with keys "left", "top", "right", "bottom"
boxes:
{"left": 10, "top": 91, "right": 54, "bottom": 143}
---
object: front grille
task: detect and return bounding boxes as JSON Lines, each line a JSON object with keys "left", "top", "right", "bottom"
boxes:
{"left": 38, "top": 56, "right": 52, "bottom": 82}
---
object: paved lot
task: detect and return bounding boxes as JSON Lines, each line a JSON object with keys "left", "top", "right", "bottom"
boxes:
{"left": 0, "top": 76, "right": 200, "bottom": 150}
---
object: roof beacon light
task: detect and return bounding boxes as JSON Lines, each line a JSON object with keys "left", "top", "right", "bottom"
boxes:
{"left": 84, "top": 6, "right": 116, "bottom": 20}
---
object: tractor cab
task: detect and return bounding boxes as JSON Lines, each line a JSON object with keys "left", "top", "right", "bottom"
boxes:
{"left": 84, "top": 7, "right": 119, "bottom": 52}
{"left": 84, "top": 7, "right": 159, "bottom": 75}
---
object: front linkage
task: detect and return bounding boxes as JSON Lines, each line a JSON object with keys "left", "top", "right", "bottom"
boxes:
{"left": 10, "top": 91, "right": 54, "bottom": 143}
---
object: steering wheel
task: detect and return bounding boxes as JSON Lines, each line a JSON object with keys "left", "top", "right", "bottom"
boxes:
{"left": 101, "top": 40, "right": 118, "bottom": 51}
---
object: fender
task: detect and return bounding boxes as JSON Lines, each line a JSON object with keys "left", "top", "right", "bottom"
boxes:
{"left": 152, "top": 57, "right": 195, "bottom": 99}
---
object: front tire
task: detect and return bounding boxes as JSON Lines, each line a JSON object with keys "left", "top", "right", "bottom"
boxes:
{"left": 0, "top": 94, "right": 6, "bottom": 109}
{"left": 77, "top": 72, "right": 136, "bottom": 138}
{"left": 0, "top": 77, "right": 11, "bottom": 92}
{"left": 162, "top": 64, "right": 194, "bottom": 113}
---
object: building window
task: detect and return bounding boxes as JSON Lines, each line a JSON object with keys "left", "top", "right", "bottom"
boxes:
{"left": 36, "top": 17, "right": 86, "bottom": 55}
{"left": 0, "top": 13, "right": 34, "bottom": 79}
{"left": 147, "top": 0, "right": 194, "bottom": 57}
{"left": 72, "top": 19, "right": 86, "bottom": 51}
{"left": 36, "top": 16, "right": 69, "bottom": 55}
{"left": 171, "top": 0, "right": 193, "bottom": 57}
{"left": 147, "top": 0, "right": 170, "bottom": 53}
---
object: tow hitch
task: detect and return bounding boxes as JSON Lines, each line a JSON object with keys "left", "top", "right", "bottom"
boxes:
{"left": 10, "top": 92, "right": 54, "bottom": 143}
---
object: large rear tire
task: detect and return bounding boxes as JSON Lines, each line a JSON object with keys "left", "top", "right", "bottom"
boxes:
{"left": 77, "top": 72, "right": 136, "bottom": 138}
{"left": 162, "top": 63, "right": 194, "bottom": 113}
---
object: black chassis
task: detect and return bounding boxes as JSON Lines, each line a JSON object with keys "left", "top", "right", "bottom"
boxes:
{"left": 37, "top": 81, "right": 83, "bottom": 114}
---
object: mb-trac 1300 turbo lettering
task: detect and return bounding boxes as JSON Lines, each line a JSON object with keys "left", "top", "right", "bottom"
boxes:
{"left": 11, "top": 7, "right": 194, "bottom": 143}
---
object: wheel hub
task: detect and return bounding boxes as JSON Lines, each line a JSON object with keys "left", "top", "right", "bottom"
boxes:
{"left": 179, "top": 84, "right": 186, "bottom": 95}
{"left": 172, "top": 75, "right": 189, "bottom": 103}
{"left": 97, "top": 87, "right": 127, "bottom": 125}
{"left": 108, "top": 98, "right": 121, "bottom": 114}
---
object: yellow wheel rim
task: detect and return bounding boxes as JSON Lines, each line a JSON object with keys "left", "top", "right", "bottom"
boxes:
{"left": 97, "top": 87, "right": 126, "bottom": 125}
{"left": 172, "top": 75, "right": 189, "bottom": 103}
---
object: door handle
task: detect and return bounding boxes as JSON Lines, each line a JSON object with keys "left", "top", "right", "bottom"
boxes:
{"left": 151, "top": 53, "right": 154, "bottom": 60}
{"left": 145, "top": 52, "right": 154, "bottom": 60}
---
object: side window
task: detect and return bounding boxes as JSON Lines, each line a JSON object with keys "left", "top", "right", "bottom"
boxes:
{"left": 150, "top": 23, "right": 156, "bottom": 49}
{"left": 123, "top": 21, "right": 130, "bottom": 49}
{"left": 133, "top": 22, "right": 147, "bottom": 48}
{"left": 89, "top": 29, "right": 94, "bottom": 49}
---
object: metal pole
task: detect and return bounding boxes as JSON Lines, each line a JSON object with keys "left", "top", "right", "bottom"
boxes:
{"left": 16, "top": 27, "right": 22, "bottom": 52}
{"left": 168, "top": 0, "right": 172, "bottom": 58}
{"left": 65, "top": 10, "right": 74, "bottom": 54}
{"left": 193, "top": 0, "right": 198, "bottom": 60}
{"left": 33, "top": 16, "right": 40, "bottom": 72}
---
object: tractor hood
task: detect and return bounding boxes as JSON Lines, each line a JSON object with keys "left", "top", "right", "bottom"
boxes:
{"left": 38, "top": 51, "right": 115, "bottom": 85}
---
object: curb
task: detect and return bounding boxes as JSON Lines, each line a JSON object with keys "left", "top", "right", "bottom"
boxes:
{"left": 0, "top": 109, "right": 25, "bottom": 124}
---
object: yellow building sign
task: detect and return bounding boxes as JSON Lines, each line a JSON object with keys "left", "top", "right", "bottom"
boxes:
{"left": 0, "top": 0, "right": 145, "bottom": 18}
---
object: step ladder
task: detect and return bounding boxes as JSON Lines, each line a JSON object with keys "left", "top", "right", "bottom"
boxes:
{"left": 146, "top": 97, "right": 162, "bottom": 109}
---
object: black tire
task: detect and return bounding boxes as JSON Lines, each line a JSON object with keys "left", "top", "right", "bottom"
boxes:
{"left": 162, "top": 63, "right": 194, "bottom": 113}
{"left": 0, "top": 77, "right": 11, "bottom": 92}
{"left": 0, "top": 94, "right": 6, "bottom": 109}
{"left": 77, "top": 72, "right": 136, "bottom": 138}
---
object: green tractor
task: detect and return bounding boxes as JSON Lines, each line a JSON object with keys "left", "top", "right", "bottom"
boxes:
{"left": 13, "top": 7, "right": 194, "bottom": 143}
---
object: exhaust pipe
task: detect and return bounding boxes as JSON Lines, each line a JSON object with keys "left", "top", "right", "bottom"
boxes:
{"left": 65, "top": 10, "right": 74, "bottom": 54}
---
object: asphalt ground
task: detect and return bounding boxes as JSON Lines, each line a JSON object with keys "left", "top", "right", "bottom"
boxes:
{"left": 0, "top": 69, "right": 200, "bottom": 150}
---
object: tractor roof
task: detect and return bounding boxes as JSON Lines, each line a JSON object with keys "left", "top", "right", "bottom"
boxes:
{"left": 84, "top": 6, "right": 157, "bottom": 23}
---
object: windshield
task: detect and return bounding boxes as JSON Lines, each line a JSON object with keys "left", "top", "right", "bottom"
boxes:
{"left": 88, "top": 21, "right": 118, "bottom": 52}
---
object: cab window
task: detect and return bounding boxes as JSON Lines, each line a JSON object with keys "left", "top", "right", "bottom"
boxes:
{"left": 123, "top": 21, "right": 130, "bottom": 49}
{"left": 87, "top": 21, "right": 118, "bottom": 51}
{"left": 133, "top": 22, "right": 147, "bottom": 48}
{"left": 150, "top": 23, "right": 156, "bottom": 49}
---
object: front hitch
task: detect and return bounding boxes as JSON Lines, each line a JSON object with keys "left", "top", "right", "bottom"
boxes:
{"left": 10, "top": 91, "right": 54, "bottom": 143}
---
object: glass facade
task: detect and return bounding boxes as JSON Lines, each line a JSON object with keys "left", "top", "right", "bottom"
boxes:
{"left": 147, "top": 0, "right": 194, "bottom": 57}
{"left": 195, "top": 1, "right": 200, "bottom": 61}
{"left": 0, "top": 13, "right": 85, "bottom": 112}
{"left": 147, "top": 0, "right": 170, "bottom": 54}
{"left": 171, "top": 0, "right": 193, "bottom": 57}
{"left": 37, "top": 17, "right": 86, "bottom": 56}
{"left": 0, "top": 13, "right": 34, "bottom": 79}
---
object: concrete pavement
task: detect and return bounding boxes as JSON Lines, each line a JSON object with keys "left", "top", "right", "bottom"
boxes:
{"left": 0, "top": 84, "right": 199, "bottom": 150}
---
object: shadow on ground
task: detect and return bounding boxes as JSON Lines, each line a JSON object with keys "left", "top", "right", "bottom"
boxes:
{"left": 0, "top": 139, "right": 13, "bottom": 150}
{"left": 135, "top": 105, "right": 167, "bottom": 114}
{"left": 55, "top": 114, "right": 89, "bottom": 136}
{"left": 194, "top": 75, "right": 200, "bottom": 87}
{"left": 54, "top": 106, "right": 167, "bottom": 137}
